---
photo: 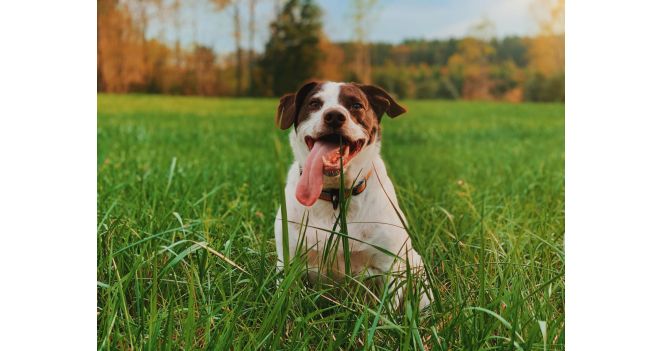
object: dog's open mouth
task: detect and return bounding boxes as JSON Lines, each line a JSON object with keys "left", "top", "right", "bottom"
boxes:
{"left": 304, "top": 134, "right": 365, "bottom": 177}
{"left": 295, "top": 133, "right": 366, "bottom": 206}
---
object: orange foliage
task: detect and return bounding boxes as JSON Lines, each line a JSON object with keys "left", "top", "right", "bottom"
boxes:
{"left": 503, "top": 87, "right": 524, "bottom": 103}
{"left": 318, "top": 35, "right": 345, "bottom": 81}
{"left": 448, "top": 38, "right": 495, "bottom": 100}
{"left": 98, "top": 0, "right": 145, "bottom": 92}
{"left": 528, "top": 0, "right": 564, "bottom": 77}
{"left": 528, "top": 35, "right": 564, "bottom": 77}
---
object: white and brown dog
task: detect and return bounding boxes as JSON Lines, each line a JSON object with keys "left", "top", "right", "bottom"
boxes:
{"left": 274, "top": 81, "right": 430, "bottom": 309}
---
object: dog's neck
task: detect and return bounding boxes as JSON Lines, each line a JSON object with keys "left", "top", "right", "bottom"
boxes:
{"left": 289, "top": 130, "right": 382, "bottom": 189}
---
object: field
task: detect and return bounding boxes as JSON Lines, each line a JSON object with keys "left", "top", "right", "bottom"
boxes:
{"left": 97, "top": 94, "right": 564, "bottom": 350}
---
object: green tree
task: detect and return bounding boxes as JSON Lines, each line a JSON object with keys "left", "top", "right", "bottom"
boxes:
{"left": 260, "top": 0, "right": 323, "bottom": 96}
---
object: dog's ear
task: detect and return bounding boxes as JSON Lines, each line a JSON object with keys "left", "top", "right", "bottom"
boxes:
{"left": 275, "top": 81, "right": 319, "bottom": 130}
{"left": 275, "top": 94, "right": 296, "bottom": 130}
{"left": 357, "top": 84, "right": 407, "bottom": 120}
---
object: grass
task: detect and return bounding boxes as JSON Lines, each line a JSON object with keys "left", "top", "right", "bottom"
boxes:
{"left": 97, "top": 94, "right": 564, "bottom": 350}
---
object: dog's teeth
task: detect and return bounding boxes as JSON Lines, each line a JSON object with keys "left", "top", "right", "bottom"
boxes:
{"left": 324, "top": 169, "right": 340, "bottom": 177}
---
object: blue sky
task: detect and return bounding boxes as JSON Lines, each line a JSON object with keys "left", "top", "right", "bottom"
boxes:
{"left": 145, "top": 0, "right": 539, "bottom": 55}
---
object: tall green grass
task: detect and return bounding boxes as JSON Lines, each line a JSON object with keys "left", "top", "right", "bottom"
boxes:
{"left": 98, "top": 94, "right": 564, "bottom": 350}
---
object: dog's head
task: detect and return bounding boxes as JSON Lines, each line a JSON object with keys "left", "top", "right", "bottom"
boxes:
{"left": 276, "top": 81, "right": 406, "bottom": 206}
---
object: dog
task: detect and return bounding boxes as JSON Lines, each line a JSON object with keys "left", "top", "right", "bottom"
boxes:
{"left": 274, "top": 81, "right": 430, "bottom": 309}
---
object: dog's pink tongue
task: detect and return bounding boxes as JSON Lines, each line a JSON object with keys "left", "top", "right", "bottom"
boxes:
{"left": 296, "top": 141, "right": 337, "bottom": 206}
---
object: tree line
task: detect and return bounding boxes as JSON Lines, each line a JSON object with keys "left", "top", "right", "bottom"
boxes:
{"left": 98, "top": 0, "right": 564, "bottom": 102}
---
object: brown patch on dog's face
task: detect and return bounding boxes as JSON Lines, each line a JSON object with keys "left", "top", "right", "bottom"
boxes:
{"left": 336, "top": 83, "right": 407, "bottom": 145}
{"left": 338, "top": 84, "right": 381, "bottom": 145}
{"left": 275, "top": 81, "right": 322, "bottom": 130}
{"left": 356, "top": 84, "right": 407, "bottom": 120}
{"left": 292, "top": 85, "right": 324, "bottom": 129}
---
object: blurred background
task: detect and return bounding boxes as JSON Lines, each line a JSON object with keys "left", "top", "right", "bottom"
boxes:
{"left": 97, "top": 0, "right": 564, "bottom": 102}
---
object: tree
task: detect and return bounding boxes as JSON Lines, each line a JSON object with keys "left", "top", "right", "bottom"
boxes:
{"left": 183, "top": 45, "right": 220, "bottom": 96}
{"left": 209, "top": 0, "right": 234, "bottom": 94}
{"left": 447, "top": 37, "right": 496, "bottom": 100}
{"left": 247, "top": 0, "right": 257, "bottom": 95}
{"left": 526, "top": 0, "right": 564, "bottom": 101}
{"left": 260, "top": 0, "right": 323, "bottom": 96}
{"left": 528, "top": 0, "right": 564, "bottom": 77}
{"left": 350, "top": 0, "right": 378, "bottom": 84}
{"left": 97, "top": 0, "right": 145, "bottom": 92}
{"left": 318, "top": 34, "right": 345, "bottom": 81}
{"left": 528, "top": 0, "right": 565, "bottom": 77}
{"left": 233, "top": 2, "right": 243, "bottom": 96}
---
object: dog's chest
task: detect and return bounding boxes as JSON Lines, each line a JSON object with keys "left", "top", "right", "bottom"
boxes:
{"left": 300, "top": 208, "right": 385, "bottom": 278}
{"left": 286, "top": 174, "right": 400, "bottom": 251}
{"left": 301, "top": 200, "right": 374, "bottom": 243}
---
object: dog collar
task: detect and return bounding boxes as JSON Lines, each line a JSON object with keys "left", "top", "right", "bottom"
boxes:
{"left": 298, "top": 168, "right": 372, "bottom": 210}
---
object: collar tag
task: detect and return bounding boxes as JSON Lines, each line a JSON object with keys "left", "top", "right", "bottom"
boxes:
{"left": 331, "top": 193, "right": 340, "bottom": 210}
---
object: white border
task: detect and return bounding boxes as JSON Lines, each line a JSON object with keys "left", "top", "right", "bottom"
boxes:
{"left": 0, "top": 1, "right": 96, "bottom": 349}
{"left": 1, "top": 0, "right": 660, "bottom": 349}
{"left": 567, "top": 0, "right": 661, "bottom": 350}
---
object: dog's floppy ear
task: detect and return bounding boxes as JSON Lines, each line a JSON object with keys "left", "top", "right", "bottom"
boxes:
{"left": 275, "top": 81, "right": 319, "bottom": 130}
{"left": 275, "top": 94, "right": 296, "bottom": 130}
{"left": 357, "top": 84, "right": 407, "bottom": 120}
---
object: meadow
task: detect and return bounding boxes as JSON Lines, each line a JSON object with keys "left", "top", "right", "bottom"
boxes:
{"left": 97, "top": 94, "right": 564, "bottom": 350}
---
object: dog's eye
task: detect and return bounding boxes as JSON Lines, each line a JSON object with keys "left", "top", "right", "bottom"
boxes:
{"left": 309, "top": 100, "right": 321, "bottom": 109}
{"left": 350, "top": 103, "right": 363, "bottom": 110}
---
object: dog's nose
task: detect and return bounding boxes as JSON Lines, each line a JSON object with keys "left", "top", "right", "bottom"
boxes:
{"left": 324, "top": 110, "right": 346, "bottom": 128}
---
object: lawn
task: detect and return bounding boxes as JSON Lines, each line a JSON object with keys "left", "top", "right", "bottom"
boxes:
{"left": 97, "top": 94, "right": 564, "bottom": 350}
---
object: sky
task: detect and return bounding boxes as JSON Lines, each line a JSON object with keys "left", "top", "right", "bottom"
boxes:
{"left": 144, "top": 0, "right": 540, "bottom": 55}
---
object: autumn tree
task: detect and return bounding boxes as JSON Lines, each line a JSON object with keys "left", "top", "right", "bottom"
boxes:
{"left": 525, "top": 0, "right": 564, "bottom": 101}
{"left": 260, "top": 0, "right": 323, "bottom": 96}
{"left": 447, "top": 37, "right": 495, "bottom": 100}
{"left": 97, "top": 0, "right": 145, "bottom": 92}
{"left": 183, "top": 45, "right": 219, "bottom": 96}
{"left": 247, "top": 0, "right": 257, "bottom": 95}
{"left": 528, "top": 0, "right": 564, "bottom": 76}
{"left": 233, "top": 2, "right": 243, "bottom": 95}
{"left": 318, "top": 34, "right": 345, "bottom": 81}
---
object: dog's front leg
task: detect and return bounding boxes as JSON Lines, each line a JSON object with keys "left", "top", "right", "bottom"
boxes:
{"left": 274, "top": 206, "right": 303, "bottom": 279}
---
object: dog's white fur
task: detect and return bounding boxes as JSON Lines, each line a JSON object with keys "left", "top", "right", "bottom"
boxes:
{"left": 274, "top": 82, "right": 430, "bottom": 309}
